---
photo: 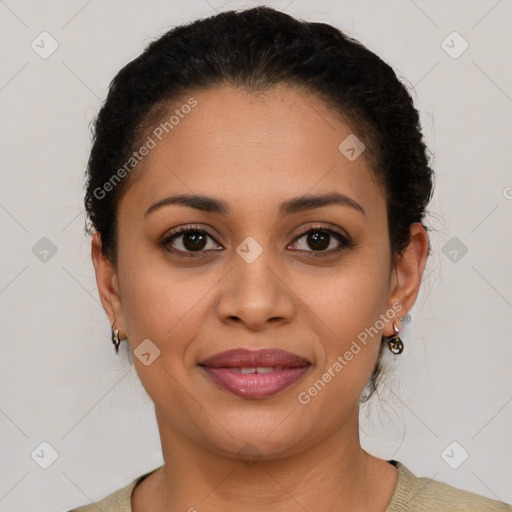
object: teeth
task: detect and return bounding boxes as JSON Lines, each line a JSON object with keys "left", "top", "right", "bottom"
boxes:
{"left": 236, "top": 366, "right": 284, "bottom": 374}
{"left": 255, "top": 366, "right": 275, "bottom": 374}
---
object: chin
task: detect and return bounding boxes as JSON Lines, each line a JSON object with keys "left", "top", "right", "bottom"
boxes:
{"left": 195, "top": 414, "right": 317, "bottom": 463}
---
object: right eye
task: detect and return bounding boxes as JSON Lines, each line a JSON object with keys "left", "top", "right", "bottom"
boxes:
{"left": 160, "top": 225, "right": 223, "bottom": 256}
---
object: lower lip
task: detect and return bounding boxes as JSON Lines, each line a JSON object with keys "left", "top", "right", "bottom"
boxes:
{"left": 200, "top": 366, "right": 310, "bottom": 399}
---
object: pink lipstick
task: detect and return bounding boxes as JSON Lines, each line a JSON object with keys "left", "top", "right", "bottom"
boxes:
{"left": 199, "top": 348, "right": 311, "bottom": 399}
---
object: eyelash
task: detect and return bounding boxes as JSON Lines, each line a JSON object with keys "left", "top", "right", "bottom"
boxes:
{"left": 159, "top": 223, "right": 352, "bottom": 258}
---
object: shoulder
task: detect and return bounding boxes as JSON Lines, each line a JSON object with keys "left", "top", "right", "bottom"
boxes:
{"left": 66, "top": 479, "right": 135, "bottom": 512}
{"left": 387, "top": 460, "right": 512, "bottom": 512}
{"left": 66, "top": 466, "right": 162, "bottom": 512}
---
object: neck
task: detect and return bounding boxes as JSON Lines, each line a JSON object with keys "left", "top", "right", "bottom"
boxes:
{"left": 135, "top": 408, "right": 397, "bottom": 512}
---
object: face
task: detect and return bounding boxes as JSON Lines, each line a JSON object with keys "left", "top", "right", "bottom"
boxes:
{"left": 93, "top": 84, "right": 426, "bottom": 461}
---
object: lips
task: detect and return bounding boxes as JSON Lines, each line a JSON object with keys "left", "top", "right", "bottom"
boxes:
{"left": 199, "top": 348, "right": 311, "bottom": 399}
{"left": 200, "top": 348, "right": 310, "bottom": 368}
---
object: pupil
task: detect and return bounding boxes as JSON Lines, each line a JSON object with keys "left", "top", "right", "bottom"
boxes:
{"left": 308, "top": 231, "right": 329, "bottom": 250}
{"left": 184, "top": 232, "right": 206, "bottom": 251}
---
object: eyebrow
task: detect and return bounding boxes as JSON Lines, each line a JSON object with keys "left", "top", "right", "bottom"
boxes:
{"left": 144, "top": 192, "right": 366, "bottom": 218}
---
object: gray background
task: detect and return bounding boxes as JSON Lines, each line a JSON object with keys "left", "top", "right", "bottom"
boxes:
{"left": 0, "top": 0, "right": 511, "bottom": 510}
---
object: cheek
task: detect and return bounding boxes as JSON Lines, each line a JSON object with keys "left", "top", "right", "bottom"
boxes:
{"left": 116, "top": 260, "right": 210, "bottom": 409}
{"left": 117, "top": 252, "right": 219, "bottom": 357}
{"left": 115, "top": 220, "right": 183, "bottom": 344}
{"left": 302, "top": 258, "right": 390, "bottom": 343}
{"left": 295, "top": 254, "right": 390, "bottom": 392}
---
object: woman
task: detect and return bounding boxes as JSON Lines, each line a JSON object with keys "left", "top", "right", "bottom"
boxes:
{"left": 69, "top": 6, "right": 512, "bottom": 512}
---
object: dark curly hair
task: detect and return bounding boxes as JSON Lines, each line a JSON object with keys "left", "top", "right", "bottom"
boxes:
{"left": 83, "top": 6, "right": 434, "bottom": 401}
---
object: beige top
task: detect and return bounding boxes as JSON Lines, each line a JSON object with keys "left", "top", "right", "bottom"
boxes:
{"left": 68, "top": 460, "right": 512, "bottom": 511}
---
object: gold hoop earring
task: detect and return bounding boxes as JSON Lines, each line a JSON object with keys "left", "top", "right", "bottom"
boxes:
{"left": 111, "top": 319, "right": 121, "bottom": 354}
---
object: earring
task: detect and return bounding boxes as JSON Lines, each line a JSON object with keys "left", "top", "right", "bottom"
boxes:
{"left": 111, "top": 320, "right": 121, "bottom": 354}
{"left": 386, "top": 321, "right": 404, "bottom": 354}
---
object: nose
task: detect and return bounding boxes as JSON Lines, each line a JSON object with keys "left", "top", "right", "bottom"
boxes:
{"left": 216, "top": 249, "right": 295, "bottom": 331}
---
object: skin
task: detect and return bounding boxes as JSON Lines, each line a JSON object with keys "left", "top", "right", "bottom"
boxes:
{"left": 92, "top": 83, "right": 428, "bottom": 511}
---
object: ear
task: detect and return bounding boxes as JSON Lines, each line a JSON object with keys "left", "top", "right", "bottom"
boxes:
{"left": 384, "top": 222, "right": 429, "bottom": 336}
{"left": 91, "top": 231, "right": 127, "bottom": 339}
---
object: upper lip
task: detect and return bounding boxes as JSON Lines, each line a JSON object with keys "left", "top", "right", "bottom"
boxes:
{"left": 199, "top": 348, "right": 311, "bottom": 368}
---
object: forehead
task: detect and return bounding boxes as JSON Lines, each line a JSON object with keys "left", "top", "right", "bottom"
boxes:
{"left": 119, "top": 84, "right": 385, "bottom": 220}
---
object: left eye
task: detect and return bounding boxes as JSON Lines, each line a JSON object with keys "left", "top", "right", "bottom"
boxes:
{"left": 289, "top": 228, "right": 348, "bottom": 253}
{"left": 164, "top": 228, "right": 220, "bottom": 253}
